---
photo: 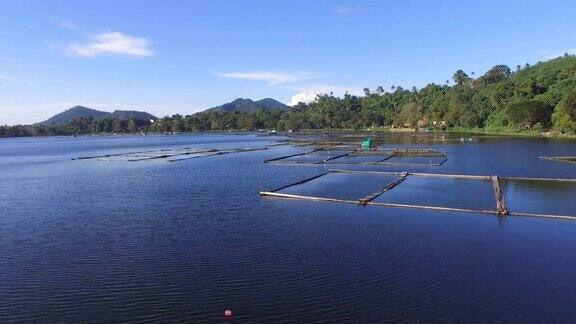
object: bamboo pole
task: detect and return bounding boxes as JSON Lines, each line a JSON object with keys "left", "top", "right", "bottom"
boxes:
{"left": 331, "top": 169, "right": 405, "bottom": 176}
{"left": 368, "top": 201, "right": 497, "bottom": 215}
{"left": 265, "top": 161, "right": 327, "bottom": 166}
{"left": 491, "top": 175, "right": 509, "bottom": 216}
{"left": 127, "top": 149, "right": 219, "bottom": 161}
{"left": 72, "top": 148, "right": 174, "bottom": 160}
{"left": 127, "top": 147, "right": 267, "bottom": 162}
{"left": 539, "top": 156, "right": 576, "bottom": 164}
{"left": 378, "top": 155, "right": 395, "bottom": 162}
{"left": 379, "top": 161, "right": 444, "bottom": 167}
{"left": 267, "top": 159, "right": 444, "bottom": 166}
{"left": 314, "top": 152, "right": 352, "bottom": 164}
{"left": 259, "top": 191, "right": 358, "bottom": 204}
{"left": 267, "top": 170, "right": 333, "bottom": 193}
{"left": 358, "top": 172, "right": 408, "bottom": 204}
{"left": 500, "top": 176, "right": 576, "bottom": 183}
{"left": 263, "top": 148, "right": 324, "bottom": 163}
{"left": 331, "top": 169, "right": 493, "bottom": 180}
{"left": 509, "top": 211, "right": 576, "bottom": 221}
{"left": 351, "top": 149, "right": 441, "bottom": 155}
{"left": 263, "top": 166, "right": 576, "bottom": 183}
{"left": 167, "top": 147, "right": 268, "bottom": 162}
{"left": 167, "top": 151, "right": 225, "bottom": 162}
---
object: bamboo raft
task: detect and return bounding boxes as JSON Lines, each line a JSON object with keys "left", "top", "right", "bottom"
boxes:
{"left": 260, "top": 169, "right": 576, "bottom": 221}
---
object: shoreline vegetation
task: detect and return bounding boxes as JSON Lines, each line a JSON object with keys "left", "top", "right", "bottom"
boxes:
{"left": 2, "top": 127, "right": 575, "bottom": 140}
{"left": 2, "top": 55, "right": 576, "bottom": 139}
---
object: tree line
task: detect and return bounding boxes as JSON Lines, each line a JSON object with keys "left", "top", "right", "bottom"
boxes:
{"left": 149, "top": 55, "right": 576, "bottom": 134}
{"left": 0, "top": 116, "right": 151, "bottom": 137}
{"left": 2, "top": 54, "right": 576, "bottom": 137}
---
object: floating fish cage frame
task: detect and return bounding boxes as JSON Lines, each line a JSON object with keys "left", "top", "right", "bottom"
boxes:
{"left": 72, "top": 147, "right": 269, "bottom": 162}
{"left": 539, "top": 156, "right": 576, "bottom": 165}
{"left": 264, "top": 148, "right": 447, "bottom": 167}
{"left": 260, "top": 169, "right": 576, "bottom": 221}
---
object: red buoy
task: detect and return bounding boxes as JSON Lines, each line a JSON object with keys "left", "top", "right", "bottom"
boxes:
{"left": 224, "top": 309, "right": 233, "bottom": 320}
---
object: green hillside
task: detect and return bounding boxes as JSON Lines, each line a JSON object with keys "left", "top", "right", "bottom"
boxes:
{"left": 166, "top": 54, "right": 576, "bottom": 134}
{"left": 205, "top": 98, "right": 288, "bottom": 113}
{"left": 37, "top": 106, "right": 156, "bottom": 126}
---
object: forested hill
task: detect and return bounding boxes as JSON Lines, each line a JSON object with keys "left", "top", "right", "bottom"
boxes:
{"left": 37, "top": 106, "right": 156, "bottom": 126}
{"left": 205, "top": 98, "right": 288, "bottom": 113}
{"left": 164, "top": 54, "right": 575, "bottom": 134}
{"left": 38, "top": 106, "right": 110, "bottom": 126}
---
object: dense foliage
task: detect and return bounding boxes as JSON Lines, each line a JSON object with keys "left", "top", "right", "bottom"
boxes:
{"left": 148, "top": 55, "right": 576, "bottom": 134}
{"left": 2, "top": 55, "right": 576, "bottom": 137}
{"left": 0, "top": 116, "right": 151, "bottom": 137}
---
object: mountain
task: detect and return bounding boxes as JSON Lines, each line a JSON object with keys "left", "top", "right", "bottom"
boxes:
{"left": 37, "top": 106, "right": 157, "bottom": 126}
{"left": 205, "top": 98, "right": 288, "bottom": 113}
{"left": 110, "top": 110, "right": 156, "bottom": 121}
{"left": 254, "top": 98, "right": 289, "bottom": 110}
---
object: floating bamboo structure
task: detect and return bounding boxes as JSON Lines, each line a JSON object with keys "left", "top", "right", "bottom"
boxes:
{"left": 358, "top": 172, "right": 408, "bottom": 205}
{"left": 314, "top": 152, "right": 351, "bottom": 164}
{"left": 263, "top": 148, "right": 324, "bottom": 163}
{"left": 71, "top": 148, "right": 174, "bottom": 160}
{"left": 260, "top": 169, "right": 576, "bottom": 221}
{"left": 539, "top": 156, "right": 576, "bottom": 164}
{"left": 74, "top": 147, "right": 269, "bottom": 162}
{"left": 491, "top": 175, "right": 509, "bottom": 216}
{"left": 265, "top": 147, "right": 448, "bottom": 166}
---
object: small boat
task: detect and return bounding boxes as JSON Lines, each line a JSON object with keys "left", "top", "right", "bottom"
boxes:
{"left": 460, "top": 137, "right": 478, "bottom": 143}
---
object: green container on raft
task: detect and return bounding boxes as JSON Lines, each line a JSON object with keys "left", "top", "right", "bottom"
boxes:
{"left": 362, "top": 137, "right": 374, "bottom": 150}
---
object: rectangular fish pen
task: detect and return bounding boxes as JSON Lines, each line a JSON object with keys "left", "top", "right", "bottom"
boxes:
{"left": 264, "top": 148, "right": 447, "bottom": 167}
{"left": 72, "top": 147, "right": 269, "bottom": 162}
{"left": 260, "top": 169, "right": 576, "bottom": 221}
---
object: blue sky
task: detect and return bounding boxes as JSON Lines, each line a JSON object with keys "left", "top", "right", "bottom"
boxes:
{"left": 1, "top": 0, "right": 576, "bottom": 125}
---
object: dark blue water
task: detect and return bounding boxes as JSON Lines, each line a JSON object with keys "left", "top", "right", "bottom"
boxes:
{"left": 1, "top": 133, "right": 576, "bottom": 322}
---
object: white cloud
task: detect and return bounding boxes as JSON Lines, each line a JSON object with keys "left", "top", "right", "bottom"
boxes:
{"left": 0, "top": 74, "right": 29, "bottom": 84}
{"left": 66, "top": 32, "right": 154, "bottom": 58}
{"left": 287, "top": 91, "right": 320, "bottom": 106}
{"left": 0, "top": 75, "right": 17, "bottom": 83}
{"left": 335, "top": 5, "right": 362, "bottom": 15}
{"left": 59, "top": 21, "right": 77, "bottom": 30}
{"left": 287, "top": 85, "right": 363, "bottom": 106}
{"left": 216, "top": 71, "right": 326, "bottom": 85}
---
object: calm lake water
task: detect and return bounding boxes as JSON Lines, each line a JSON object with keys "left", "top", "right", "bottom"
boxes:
{"left": 1, "top": 133, "right": 576, "bottom": 322}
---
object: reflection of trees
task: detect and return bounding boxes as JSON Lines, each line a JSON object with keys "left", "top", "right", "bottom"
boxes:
{"left": 503, "top": 179, "right": 576, "bottom": 193}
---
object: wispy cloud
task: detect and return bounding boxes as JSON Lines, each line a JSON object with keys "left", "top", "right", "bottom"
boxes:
{"left": 216, "top": 70, "right": 327, "bottom": 85}
{"left": 0, "top": 74, "right": 28, "bottom": 84}
{"left": 59, "top": 21, "right": 78, "bottom": 30}
{"left": 335, "top": 5, "right": 362, "bottom": 15}
{"left": 0, "top": 75, "right": 18, "bottom": 83}
{"left": 287, "top": 84, "right": 363, "bottom": 106}
{"left": 66, "top": 32, "right": 154, "bottom": 58}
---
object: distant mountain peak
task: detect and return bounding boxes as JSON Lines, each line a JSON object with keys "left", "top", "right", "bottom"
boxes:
{"left": 205, "top": 98, "right": 288, "bottom": 113}
{"left": 37, "top": 106, "right": 157, "bottom": 126}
